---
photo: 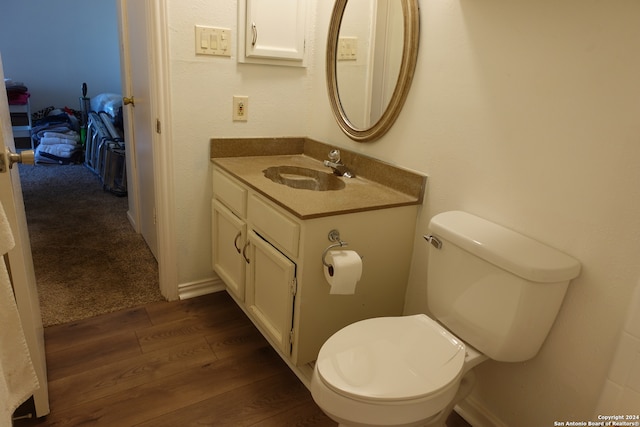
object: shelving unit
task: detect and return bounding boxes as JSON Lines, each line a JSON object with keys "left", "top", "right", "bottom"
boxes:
{"left": 9, "top": 99, "right": 34, "bottom": 149}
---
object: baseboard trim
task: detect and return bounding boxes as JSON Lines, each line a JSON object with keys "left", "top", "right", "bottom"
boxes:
{"left": 456, "top": 396, "right": 507, "bottom": 427}
{"left": 178, "top": 276, "right": 226, "bottom": 300}
{"left": 126, "top": 209, "right": 138, "bottom": 233}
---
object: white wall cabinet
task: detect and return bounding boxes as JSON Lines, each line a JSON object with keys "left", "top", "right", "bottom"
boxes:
{"left": 238, "top": 0, "right": 307, "bottom": 67}
{"left": 212, "top": 166, "right": 418, "bottom": 372}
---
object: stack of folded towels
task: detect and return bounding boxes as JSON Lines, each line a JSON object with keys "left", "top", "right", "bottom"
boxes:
{"left": 32, "top": 108, "right": 83, "bottom": 165}
{"left": 36, "top": 130, "right": 81, "bottom": 163}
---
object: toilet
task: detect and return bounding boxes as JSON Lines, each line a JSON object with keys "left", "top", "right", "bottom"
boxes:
{"left": 311, "top": 211, "right": 581, "bottom": 427}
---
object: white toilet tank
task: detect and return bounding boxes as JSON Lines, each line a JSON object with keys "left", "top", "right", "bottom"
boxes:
{"left": 426, "top": 211, "right": 581, "bottom": 362}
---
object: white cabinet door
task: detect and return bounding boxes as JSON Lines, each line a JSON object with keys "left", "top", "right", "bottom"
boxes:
{"left": 212, "top": 200, "right": 247, "bottom": 301}
{"left": 239, "top": 0, "right": 307, "bottom": 65}
{"left": 246, "top": 230, "right": 296, "bottom": 354}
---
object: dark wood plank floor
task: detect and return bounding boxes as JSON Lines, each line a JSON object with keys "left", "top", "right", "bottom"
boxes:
{"left": 14, "top": 291, "right": 471, "bottom": 427}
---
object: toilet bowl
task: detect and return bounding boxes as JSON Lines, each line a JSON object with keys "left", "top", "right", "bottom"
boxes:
{"left": 310, "top": 314, "right": 481, "bottom": 427}
{"left": 310, "top": 211, "right": 582, "bottom": 427}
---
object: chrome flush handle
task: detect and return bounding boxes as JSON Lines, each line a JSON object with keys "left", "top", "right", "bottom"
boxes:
{"left": 424, "top": 235, "right": 442, "bottom": 249}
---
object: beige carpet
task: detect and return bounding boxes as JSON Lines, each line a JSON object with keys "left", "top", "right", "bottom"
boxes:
{"left": 18, "top": 163, "right": 164, "bottom": 327}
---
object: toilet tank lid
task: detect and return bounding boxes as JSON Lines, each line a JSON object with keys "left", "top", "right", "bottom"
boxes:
{"left": 428, "top": 211, "right": 581, "bottom": 283}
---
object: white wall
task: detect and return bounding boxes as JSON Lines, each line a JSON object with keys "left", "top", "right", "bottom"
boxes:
{"left": 0, "top": 1, "right": 121, "bottom": 113}
{"left": 165, "top": 0, "right": 315, "bottom": 286}
{"left": 596, "top": 280, "right": 640, "bottom": 416}
{"left": 306, "top": 0, "right": 640, "bottom": 425}
{"left": 167, "top": 0, "right": 640, "bottom": 425}
{"left": 1, "top": 0, "right": 638, "bottom": 424}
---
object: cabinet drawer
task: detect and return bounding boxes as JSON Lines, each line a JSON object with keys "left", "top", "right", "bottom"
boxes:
{"left": 248, "top": 194, "right": 300, "bottom": 258}
{"left": 213, "top": 169, "right": 247, "bottom": 217}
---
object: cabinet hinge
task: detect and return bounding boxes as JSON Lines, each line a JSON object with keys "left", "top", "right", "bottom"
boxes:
{"left": 289, "top": 329, "right": 295, "bottom": 346}
{"left": 290, "top": 277, "right": 297, "bottom": 296}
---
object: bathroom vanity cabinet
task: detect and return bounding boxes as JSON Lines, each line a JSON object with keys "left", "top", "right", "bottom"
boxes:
{"left": 212, "top": 164, "right": 421, "bottom": 370}
{"left": 213, "top": 167, "right": 298, "bottom": 355}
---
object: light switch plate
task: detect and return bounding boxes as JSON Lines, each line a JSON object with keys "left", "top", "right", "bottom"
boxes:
{"left": 337, "top": 37, "right": 358, "bottom": 61}
{"left": 195, "top": 25, "right": 231, "bottom": 57}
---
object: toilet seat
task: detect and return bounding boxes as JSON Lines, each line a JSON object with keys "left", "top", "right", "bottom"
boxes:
{"left": 315, "top": 314, "right": 466, "bottom": 403}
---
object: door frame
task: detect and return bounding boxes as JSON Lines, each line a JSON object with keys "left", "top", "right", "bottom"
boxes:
{"left": 118, "top": 0, "right": 178, "bottom": 300}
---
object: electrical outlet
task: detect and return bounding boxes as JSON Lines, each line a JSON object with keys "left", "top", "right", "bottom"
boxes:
{"left": 233, "top": 96, "right": 248, "bottom": 121}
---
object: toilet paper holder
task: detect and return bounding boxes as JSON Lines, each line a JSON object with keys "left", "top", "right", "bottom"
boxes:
{"left": 322, "top": 229, "right": 348, "bottom": 269}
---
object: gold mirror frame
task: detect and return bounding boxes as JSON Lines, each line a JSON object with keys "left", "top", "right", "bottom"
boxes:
{"left": 326, "top": 0, "right": 420, "bottom": 142}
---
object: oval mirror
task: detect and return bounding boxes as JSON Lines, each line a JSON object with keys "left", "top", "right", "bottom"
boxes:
{"left": 327, "top": 0, "right": 420, "bottom": 142}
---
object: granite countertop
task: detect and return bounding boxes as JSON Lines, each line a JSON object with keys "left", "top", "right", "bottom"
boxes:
{"left": 210, "top": 138, "right": 426, "bottom": 219}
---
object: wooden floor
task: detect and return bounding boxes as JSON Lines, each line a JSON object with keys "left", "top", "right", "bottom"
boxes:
{"left": 14, "top": 291, "right": 471, "bottom": 427}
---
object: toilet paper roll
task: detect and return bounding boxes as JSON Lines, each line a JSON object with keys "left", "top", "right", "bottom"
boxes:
{"left": 323, "top": 250, "right": 362, "bottom": 295}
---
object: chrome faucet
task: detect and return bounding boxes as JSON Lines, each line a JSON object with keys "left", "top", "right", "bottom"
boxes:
{"left": 323, "top": 149, "right": 355, "bottom": 178}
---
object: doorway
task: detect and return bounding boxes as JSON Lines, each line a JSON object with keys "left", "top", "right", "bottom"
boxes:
{"left": 1, "top": 1, "right": 161, "bottom": 326}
